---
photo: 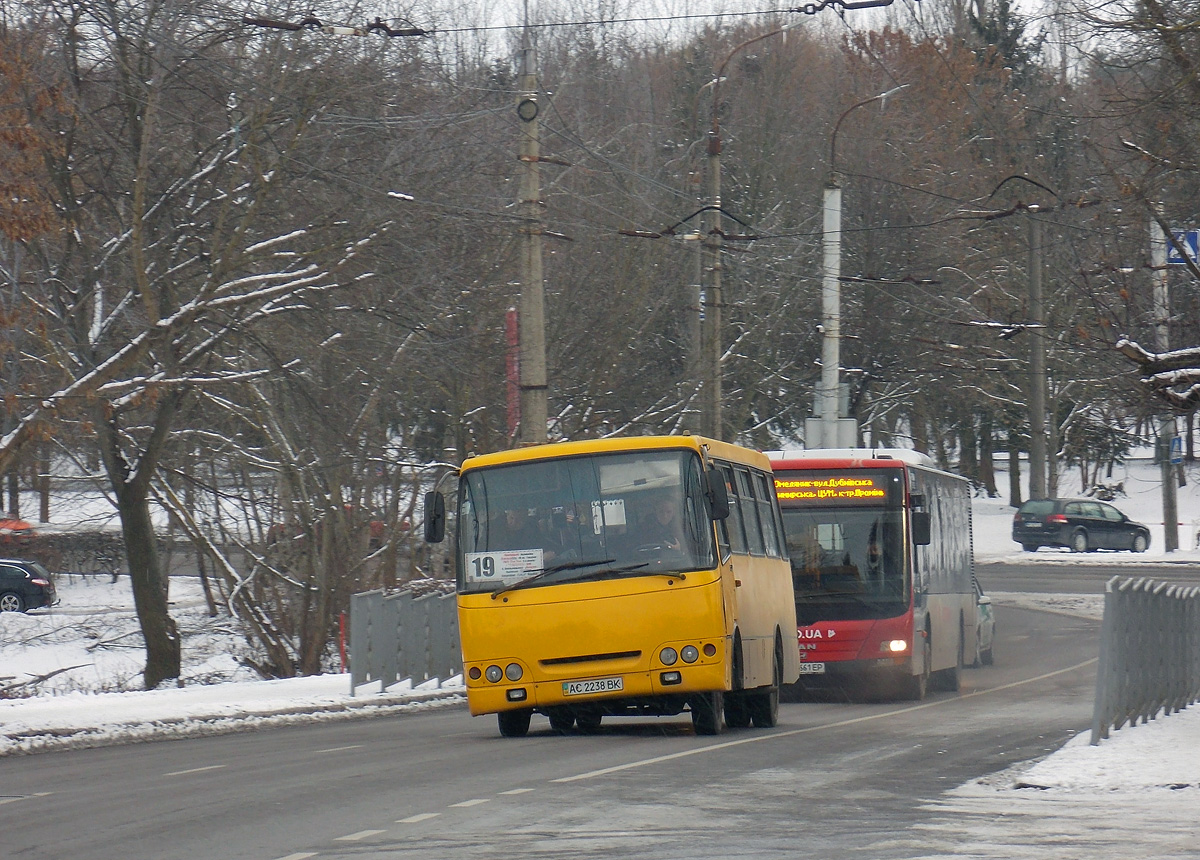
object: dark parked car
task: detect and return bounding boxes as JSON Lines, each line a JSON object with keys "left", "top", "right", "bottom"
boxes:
{"left": 0, "top": 559, "right": 57, "bottom": 612}
{"left": 1012, "top": 498, "right": 1150, "bottom": 553}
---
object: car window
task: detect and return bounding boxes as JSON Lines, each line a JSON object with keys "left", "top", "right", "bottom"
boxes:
{"left": 1018, "top": 500, "right": 1055, "bottom": 515}
{"left": 1100, "top": 504, "right": 1123, "bottom": 522}
{"left": 1080, "top": 502, "right": 1104, "bottom": 518}
{"left": 0, "top": 564, "right": 23, "bottom": 579}
{"left": 1064, "top": 502, "right": 1083, "bottom": 515}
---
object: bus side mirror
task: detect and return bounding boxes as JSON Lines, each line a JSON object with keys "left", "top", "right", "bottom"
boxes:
{"left": 424, "top": 491, "right": 446, "bottom": 543}
{"left": 705, "top": 470, "right": 730, "bottom": 520}
{"left": 912, "top": 511, "right": 931, "bottom": 545}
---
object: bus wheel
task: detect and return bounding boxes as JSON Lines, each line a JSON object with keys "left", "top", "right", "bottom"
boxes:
{"left": 724, "top": 693, "right": 751, "bottom": 728}
{"left": 748, "top": 643, "right": 782, "bottom": 728}
{"left": 547, "top": 707, "right": 575, "bottom": 733}
{"left": 691, "top": 692, "right": 725, "bottom": 735}
{"left": 575, "top": 711, "right": 603, "bottom": 733}
{"left": 497, "top": 709, "right": 532, "bottom": 738}
{"left": 903, "top": 636, "right": 931, "bottom": 701}
{"left": 938, "top": 625, "right": 962, "bottom": 693}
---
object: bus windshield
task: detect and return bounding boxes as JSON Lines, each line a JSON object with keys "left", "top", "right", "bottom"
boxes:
{"left": 780, "top": 508, "right": 907, "bottom": 622}
{"left": 456, "top": 449, "right": 717, "bottom": 594}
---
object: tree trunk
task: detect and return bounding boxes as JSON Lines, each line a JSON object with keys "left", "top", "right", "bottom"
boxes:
{"left": 979, "top": 414, "right": 997, "bottom": 497}
{"left": 1008, "top": 430, "right": 1022, "bottom": 508}
{"left": 115, "top": 485, "right": 181, "bottom": 688}
{"left": 94, "top": 393, "right": 184, "bottom": 690}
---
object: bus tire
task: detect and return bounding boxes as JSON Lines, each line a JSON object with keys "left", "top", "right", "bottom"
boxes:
{"left": 748, "top": 637, "right": 783, "bottom": 728}
{"left": 497, "top": 708, "right": 532, "bottom": 738}
{"left": 576, "top": 711, "right": 603, "bottom": 733}
{"left": 547, "top": 707, "right": 575, "bottom": 733}
{"left": 903, "top": 635, "right": 931, "bottom": 701}
{"left": 724, "top": 633, "right": 751, "bottom": 727}
{"left": 724, "top": 693, "right": 751, "bottom": 728}
{"left": 691, "top": 691, "right": 725, "bottom": 735}
{"left": 938, "top": 622, "right": 963, "bottom": 692}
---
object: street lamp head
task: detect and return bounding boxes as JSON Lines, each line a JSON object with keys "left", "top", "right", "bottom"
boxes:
{"left": 829, "top": 83, "right": 910, "bottom": 175}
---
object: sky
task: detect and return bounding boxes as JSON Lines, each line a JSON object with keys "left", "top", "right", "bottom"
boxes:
{"left": 2, "top": 454, "right": 1199, "bottom": 856}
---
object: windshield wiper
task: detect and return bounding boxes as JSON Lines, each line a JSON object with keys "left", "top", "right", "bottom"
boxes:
{"left": 490, "top": 558, "right": 616, "bottom": 599}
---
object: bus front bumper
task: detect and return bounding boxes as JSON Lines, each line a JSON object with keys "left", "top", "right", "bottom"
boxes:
{"left": 466, "top": 660, "right": 727, "bottom": 716}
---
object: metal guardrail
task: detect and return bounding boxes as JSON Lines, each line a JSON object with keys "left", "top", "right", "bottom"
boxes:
{"left": 349, "top": 589, "right": 461, "bottom": 695}
{"left": 1090, "top": 575, "right": 1200, "bottom": 744}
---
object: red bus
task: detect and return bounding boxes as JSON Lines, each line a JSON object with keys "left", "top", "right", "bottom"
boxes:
{"left": 768, "top": 449, "right": 975, "bottom": 699}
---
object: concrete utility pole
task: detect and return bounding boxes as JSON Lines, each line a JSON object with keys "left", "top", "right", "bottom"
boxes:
{"left": 806, "top": 86, "right": 906, "bottom": 449}
{"left": 516, "top": 36, "right": 547, "bottom": 445}
{"left": 701, "top": 126, "right": 724, "bottom": 441}
{"left": 1150, "top": 213, "right": 1178, "bottom": 551}
{"left": 1027, "top": 214, "right": 1048, "bottom": 500}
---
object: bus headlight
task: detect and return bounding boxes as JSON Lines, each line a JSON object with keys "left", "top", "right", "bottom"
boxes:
{"left": 505, "top": 663, "right": 523, "bottom": 681}
{"left": 882, "top": 639, "right": 908, "bottom": 653}
{"left": 681, "top": 645, "right": 699, "bottom": 663}
{"left": 660, "top": 647, "right": 679, "bottom": 666}
{"left": 485, "top": 665, "right": 504, "bottom": 683}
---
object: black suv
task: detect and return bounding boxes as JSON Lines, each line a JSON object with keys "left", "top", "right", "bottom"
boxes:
{"left": 0, "top": 559, "right": 57, "bottom": 612}
{"left": 1012, "top": 499, "right": 1150, "bottom": 553}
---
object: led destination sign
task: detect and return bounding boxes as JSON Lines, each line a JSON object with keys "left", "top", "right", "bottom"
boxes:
{"left": 773, "top": 471, "right": 895, "bottom": 506}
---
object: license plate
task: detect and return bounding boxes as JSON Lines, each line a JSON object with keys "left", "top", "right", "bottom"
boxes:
{"left": 563, "top": 677, "right": 623, "bottom": 696}
{"left": 797, "top": 662, "right": 826, "bottom": 675}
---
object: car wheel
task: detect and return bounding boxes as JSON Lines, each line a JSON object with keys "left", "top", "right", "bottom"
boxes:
{"left": 1070, "top": 529, "right": 1089, "bottom": 553}
{"left": 1132, "top": 533, "right": 1148, "bottom": 553}
{"left": 1021, "top": 543, "right": 1039, "bottom": 553}
{"left": 0, "top": 591, "right": 23, "bottom": 612}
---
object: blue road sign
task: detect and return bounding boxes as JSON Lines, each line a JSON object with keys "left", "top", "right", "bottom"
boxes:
{"left": 1168, "top": 229, "right": 1199, "bottom": 265}
{"left": 1169, "top": 435, "right": 1183, "bottom": 465}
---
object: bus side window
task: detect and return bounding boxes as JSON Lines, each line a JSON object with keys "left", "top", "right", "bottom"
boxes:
{"left": 753, "top": 470, "right": 781, "bottom": 558}
{"left": 736, "top": 467, "right": 766, "bottom": 556}
{"left": 719, "top": 464, "right": 747, "bottom": 554}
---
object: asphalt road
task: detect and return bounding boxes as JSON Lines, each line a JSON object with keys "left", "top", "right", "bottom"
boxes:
{"left": 0, "top": 569, "right": 1104, "bottom": 860}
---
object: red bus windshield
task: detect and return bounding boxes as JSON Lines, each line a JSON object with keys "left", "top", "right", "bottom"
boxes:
{"left": 774, "top": 468, "right": 909, "bottom": 624}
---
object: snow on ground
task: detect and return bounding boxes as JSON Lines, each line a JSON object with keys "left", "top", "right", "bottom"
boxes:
{"left": 1, "top": 456, "right": 1199, "bottom": 855}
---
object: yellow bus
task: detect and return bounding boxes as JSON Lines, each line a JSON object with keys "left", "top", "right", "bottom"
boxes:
{"left": 424, "top": 435, "right": 800, "bottom": 737}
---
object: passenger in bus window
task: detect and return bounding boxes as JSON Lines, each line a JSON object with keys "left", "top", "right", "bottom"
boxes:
{"left": 495, "top": 507, "right": 559, "bottom": 560}
{"left": 635, "top": 494, "right": 685, "bottom": 551}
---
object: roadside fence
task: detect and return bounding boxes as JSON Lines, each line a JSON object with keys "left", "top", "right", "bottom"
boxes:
{"left": 349, "top": 589, "right": 461, "bottom": 695}
{"left": 1090, "top": 575, "right": 1200, "bottom": 744}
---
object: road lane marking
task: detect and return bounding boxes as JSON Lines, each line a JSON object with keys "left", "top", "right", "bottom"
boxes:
{"left": 0, "top": 791, "right": 52, "bottom": 806}
{"left": 398, "top": 812, "right": 441, "bottom": 823}
{"left": 498, "top": 788, "right": 535, "bottom": 795}
{"left": 449, "top": 798, "right": 490, "bottom": 808}
{"left": 164, "top": 764, "right": 227, "bottom": 777}
{"left": 273, "top": 854, "right": 318, "bottom": 860}
{"left": 315, "top": 745, "right": 363, "bottom": 753}
{"left": 552, "top": 658, "right": 1099, "bottom": 783}
{"left": 336, "top": 829, "right": 387, "bottom": 841}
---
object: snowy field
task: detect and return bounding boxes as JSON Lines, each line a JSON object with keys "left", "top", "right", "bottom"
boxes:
{"left": 2, "top": 456, "right": 1199, "bottom": 857}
